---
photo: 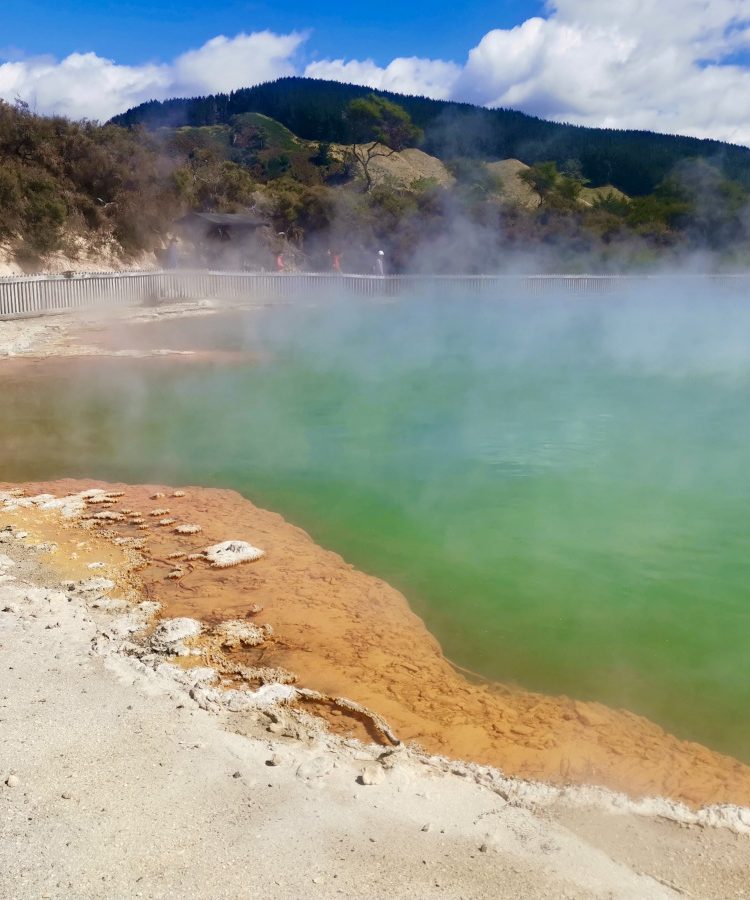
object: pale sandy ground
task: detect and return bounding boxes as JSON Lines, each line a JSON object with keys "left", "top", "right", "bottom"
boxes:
{"left": 0, "top": 299, "right": 225, "bottom": 359}
{"left": 0, "top": 503, "right": 749, "bottom": 900}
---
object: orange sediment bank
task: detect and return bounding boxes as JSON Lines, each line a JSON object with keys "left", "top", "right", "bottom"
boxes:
{"left": 4, "top": 477, "right": 750, "bottom": 810}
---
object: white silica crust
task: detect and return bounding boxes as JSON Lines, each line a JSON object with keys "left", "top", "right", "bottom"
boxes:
{"left": 74, "top": 577, "right": 116, "bottom": 595}
{"left": 214, "top": 620, "right": 271, "bottom": 648}
{"left": 1, "top": 488, "right": 115, "bottom": 518}
{"left": 150, "top": 617, "right": 203, "bottom": 655}
{"left": 203, "top": 540, "right": 265, "bottom": 568}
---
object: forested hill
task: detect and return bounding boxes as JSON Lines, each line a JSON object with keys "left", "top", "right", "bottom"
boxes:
{"left": 111, "top": 76, "right": 750, "bottom": 196}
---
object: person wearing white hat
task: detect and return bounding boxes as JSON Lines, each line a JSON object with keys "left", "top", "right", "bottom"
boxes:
{"left": 374, "top": 249, "right": 385, "bottom": 276}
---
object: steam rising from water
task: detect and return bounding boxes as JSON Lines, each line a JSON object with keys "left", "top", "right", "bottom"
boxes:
{"left": 2, "top": 281, "right": 750, "bottom": 760}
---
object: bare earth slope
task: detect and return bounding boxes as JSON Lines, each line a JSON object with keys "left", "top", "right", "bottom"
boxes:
{"left": 485, "top": 159, "right": 542, "bottom": 208}
{"left": 331, "top": 143, "right": 455, "bottom": 191}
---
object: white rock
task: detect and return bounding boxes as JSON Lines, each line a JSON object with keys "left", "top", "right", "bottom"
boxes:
{"left": 29, "top": 493, "right": 56, "bottom": 504}
{"left": 156, "top": 663, "right": 216, "bottom": 688}
{"left": 296, "top": 756, "right": 333, "bottom": 781}
{"left": 359, "top": 764, "right": 385, "bottom": 786}
{"left": 150, "top": 617, "right": 202, "bottom": 654}
{"left": 5, "top": 774, "right": 19, "bottom": 788}
{"left": 214, "top": 620, "right": 271, "bottom": 649}
{"left": 174, "top": 523, "right": 202, "bottom": 535}
{"left": 252, "top": 684, "right": 297, "bottom": 707}
{"left": 90, "top": 598, "right": 128, "bottom": 611}
{"left": 137, "top": 601, "right": 162, "bottom": 617}
{"left": 76, "top": 577, "right": 115, "bottom": 595}
{"left": 203, "top": 540, "right": 264, "bottom": 568}
{"left": 90, "top": 510, "right": 125, "bottom": 521}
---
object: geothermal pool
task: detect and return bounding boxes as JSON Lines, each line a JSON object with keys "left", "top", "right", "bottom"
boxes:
{"left": 2, "top": 290, "right": 750, "bottom": 762}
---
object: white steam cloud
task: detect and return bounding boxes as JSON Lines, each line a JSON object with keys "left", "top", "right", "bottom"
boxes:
{"left": 3, "top": 1, "right": 750, "bottom": 145}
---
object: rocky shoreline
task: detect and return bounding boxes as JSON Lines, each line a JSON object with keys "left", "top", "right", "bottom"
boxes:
{"left": 3, "top": 480, "right": 750, "bottom": 816}
{"left": 1, "top": 485, "right": 750, "bottom": 899}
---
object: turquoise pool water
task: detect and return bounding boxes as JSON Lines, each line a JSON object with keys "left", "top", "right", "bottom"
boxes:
{"left": 2, "top": 289, "right": 749, "bottom": 760}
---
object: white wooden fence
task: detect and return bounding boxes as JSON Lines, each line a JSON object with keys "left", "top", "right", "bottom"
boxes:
{"left": 1, "top": 270, "right": 748, "bottom": 319}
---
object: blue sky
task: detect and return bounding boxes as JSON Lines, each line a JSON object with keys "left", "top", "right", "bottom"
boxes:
{"left": 2, "top": 0, "right": 750, "bottom": 146}
{"left": 2, "top": 0, "right": 544, "bottom": 67}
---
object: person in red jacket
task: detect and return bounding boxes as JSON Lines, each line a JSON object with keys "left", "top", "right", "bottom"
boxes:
{"left": 275, "top": 252, "right": 285, "bottom": 272}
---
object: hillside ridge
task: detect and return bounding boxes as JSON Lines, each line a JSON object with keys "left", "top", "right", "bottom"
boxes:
{"left": 2, "top": 91, "right": 749, "bottom": 275}
{"left": 111, "top": 76, "right": 750, "bottom": 197}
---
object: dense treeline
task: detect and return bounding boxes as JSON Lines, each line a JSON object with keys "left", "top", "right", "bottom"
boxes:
{"left": 112, "top": 77, "right": 750, "bottom": 197}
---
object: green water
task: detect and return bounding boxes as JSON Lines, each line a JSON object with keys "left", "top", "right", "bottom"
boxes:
{"left": 2, "top": 291, "right": 749, "bottom": 761}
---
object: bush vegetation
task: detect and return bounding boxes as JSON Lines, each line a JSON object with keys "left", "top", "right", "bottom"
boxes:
{"left": 0, "top": 99, "right": 177, "bottom": 261}
{"left": 4, "top": 79, "right": 750, "bottom": 272}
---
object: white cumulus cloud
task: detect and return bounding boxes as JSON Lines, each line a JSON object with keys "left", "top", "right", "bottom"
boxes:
{"left": 304, "top": 56, "right": 461, "bottom": 100}
{"left": 453, "top": 0, "right": 750, "bottom": 143}
{"left": 172, "top": 31, "right": 304, "bottom": 95}
{"left": 0, "top": 31, "right": 306, "bottom": 120}
{"left": 0, "top": 53, "right": 170, "bottom": 120}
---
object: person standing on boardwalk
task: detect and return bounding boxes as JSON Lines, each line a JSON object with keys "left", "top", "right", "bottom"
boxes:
{"left": 165, "top": 238, "right": 179, "bottom": 270}
{"left": 329, "top": 249, "right": 342, "bottom": 273}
